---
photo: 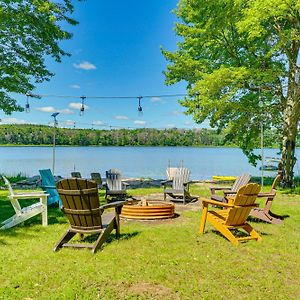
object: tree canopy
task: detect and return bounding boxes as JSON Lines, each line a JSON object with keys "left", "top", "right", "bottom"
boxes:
{"left": 0, "top": 0, "right": 77, "bottom": 114}
{"left": 163, "top": 0, "right": 300, "bottom": 186}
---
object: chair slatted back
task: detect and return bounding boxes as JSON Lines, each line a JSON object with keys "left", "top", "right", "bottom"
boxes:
{"left": 166, "top": 168, "right": 178, "bottom": 180}
{"left": 91, "top": 173, "right": 102, "bottom": 187}
{"left": 71, "top": 172, "right": 82, "bottom": 178}
{"left": 2, "top": 176, "right": 22, "bottom": 214}
{"left": 2, "top": 176, "right": 14, "bottom": 196}
{"left": 231, "top": 174, "right": 251, "bottom": 192}
{"left": 39, "top": 169, "right": 56, "bottom": 187}
{"left": 57, "top": 178, "right": 102, "bottom": 230}
{"left": 172, "top": 168, "right": 190, "bottom": 190}
{"left": 106, "top": 169, "right": 122, "bottom": 191}
{"left": 225, "top": 183, "right": 260, "bottom": 226}
{"left": 226, "top": 173, "right": 251, "bottom": 199}
{"left": 39, "top": 169, "right": 61, "bottom": 205}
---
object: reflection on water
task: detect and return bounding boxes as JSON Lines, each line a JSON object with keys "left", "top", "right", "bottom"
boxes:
{"left": 0, "top": 146, "right": 296, "bottom": 179}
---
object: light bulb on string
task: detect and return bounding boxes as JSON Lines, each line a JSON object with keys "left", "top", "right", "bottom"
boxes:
{"left": 137, "top": 96, "right": 143, "bottom": 116}
{"left": 80, "top": 96, "right": 86, "bottom": 116}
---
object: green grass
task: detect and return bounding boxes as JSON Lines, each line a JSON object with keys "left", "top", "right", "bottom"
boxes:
{"left": 0, "top": 184, "right": 300, "bottom": 299}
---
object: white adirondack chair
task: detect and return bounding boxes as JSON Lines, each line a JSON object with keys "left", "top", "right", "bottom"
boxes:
{"left": 162, "top": 167, "right": 198, "bottom": 205}
{"left": 1, "top": 176, "right": 48, "bottom": 230}
{"left": 166, "top": 167, "right": 178, "bottom": 180}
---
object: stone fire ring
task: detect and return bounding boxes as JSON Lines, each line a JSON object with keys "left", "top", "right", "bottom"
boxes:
{"left": 120, "top": 199, "right": 175, "bottom": 220}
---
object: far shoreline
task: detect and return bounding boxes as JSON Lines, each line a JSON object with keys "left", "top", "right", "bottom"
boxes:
{"left": 0, "top": 144, "right": 281, "bottom": 149}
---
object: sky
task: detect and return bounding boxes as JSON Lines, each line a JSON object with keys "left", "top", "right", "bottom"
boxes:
{"left": 1, "top": 1, "right": 208, "bottom": 130}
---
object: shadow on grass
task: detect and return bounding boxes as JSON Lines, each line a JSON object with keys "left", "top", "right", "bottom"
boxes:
{"left": 0, "top": 238, "right": 7, "bottom": 245}
{"left": 0, "top": 203, "right": 68, "bottom": 242}
{"left": 80, "top": 230, "right": 141, "bottom": 245}
{"left": 248, "top": 214, "right": 289, "bottom": 224}
{"left": 211, "top": 228, "right": 270, "bottom": 241}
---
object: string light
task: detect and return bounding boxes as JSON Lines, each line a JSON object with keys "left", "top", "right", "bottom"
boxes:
{"left": 137, "top": 96, "right": 143, "bottom": 116}
{"left": 80, "top": 96, "right": 86, "bottom": 116}
{"left": 22, "top": 93, "right": 187, "bottom": 100}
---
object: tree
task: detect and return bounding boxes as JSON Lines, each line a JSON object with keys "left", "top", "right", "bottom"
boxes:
{"left": 163, "top": 0, "right": 300, "bottom": 187}
{"left": 0, "top": 0, "right": 78, "bottom": 114}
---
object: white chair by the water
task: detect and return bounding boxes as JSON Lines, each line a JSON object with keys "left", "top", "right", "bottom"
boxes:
{"left": 1, "top": 176, "right": 48, "bottom": 230}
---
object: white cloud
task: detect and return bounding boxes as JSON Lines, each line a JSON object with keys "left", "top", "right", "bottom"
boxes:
{"left": 166, "top": 124, "right": 176, "bottom": 128}
{"left": 134, "top": 120, "right": 146, "bottom": 126}
{"left": 36, "top": 106, "right": 74, "bottom": 115}
{"left": 114, "top": 115, "right": 129, "bottom": 120}
{"left": 69, "top": 102, "right": 89, "bottom": 110}
{"left": 151, "top": 97, "right": 163, "bottom": 103}
{"left": 69, "top": 84, "right": 81, "bottom": 89}
{"left": 1, "top": 117, "right": 26, "bottom": 124}
{"left": 59, "top": 108, "right": 74, "bottom": 115}
{"left": 92, "top": 120, "right": 104, "bottom": 125}
{"left": 36, "top": 106, "right": 56, "bottom": 113}
{"left": 73, "top": 61, "right": 97, "bottom": 70}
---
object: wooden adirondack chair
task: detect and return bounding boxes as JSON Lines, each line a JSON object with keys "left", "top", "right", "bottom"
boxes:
{"left": 200, "top": 183, "right": 262, "bottom": 245}
{"left": 105, "top": 169, "right": 128, "bottom": 201}
{"left": 250, "top": 175, "right": 284, "bottom": 224}
{"left": 162, "top": 167, "right": 197, "bottom": 205}
{"left": 210, "top": 173, "right": 251, "bottom": 203}
{"left": 54, "top": 178, "right": 125, "bottom": 253}
{"left": 71, "top": 172, "right": 82, "bottom": 178}
{"left": 1, "top": 176, "right": 48, "bottom": 230}
{"left": 39, "top": 169, "right": 61, "bottom": 206}
{"left": 91, "top": 172, "right": 103, "bottom": 188}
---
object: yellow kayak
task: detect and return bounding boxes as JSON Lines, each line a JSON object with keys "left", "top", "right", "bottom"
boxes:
{"left": 212, "top": 176, "right": 237, "bottom": 181}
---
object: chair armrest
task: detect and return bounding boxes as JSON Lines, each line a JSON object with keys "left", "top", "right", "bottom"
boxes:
{"left": 210, "top": 187, "right": 231, "bottom": 191}
{"left": 122, "top": 182, "right": 129, "bottom": 189}
{"left": 257, "top": 192, "right": 276, "bottom": 198}
{"left": 201, "top": 198, "right": 234, "bottom": 208}
{"left": 41, "top": 185, "right": 56, "bottom": 189}
{"left": 100, "top": 201, "right": 126, "bottom": 210}
{"left": 235, "top": 203, "right": 259, "bottom": 208}
{"left": 161, "top": 180, "right": 172, "bottom": 186}
{"left": 183, "top": 181, "right": 193, "bottom": 186}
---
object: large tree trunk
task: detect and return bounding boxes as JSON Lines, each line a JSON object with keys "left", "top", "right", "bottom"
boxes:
{"left": 281, "top": 61, "right": 300, "bottom": 188}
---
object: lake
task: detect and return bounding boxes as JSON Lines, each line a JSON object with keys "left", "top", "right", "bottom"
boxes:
{"left": 0, "top": 146, "right": 298, "bottom": 179}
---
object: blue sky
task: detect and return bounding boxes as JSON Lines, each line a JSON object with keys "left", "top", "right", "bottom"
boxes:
{"left": 2, "top": 1, "right": 207, "bottom": 129}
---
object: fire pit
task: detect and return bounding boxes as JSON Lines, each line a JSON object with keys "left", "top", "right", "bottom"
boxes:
{"left": 120, "top": 198, "right": 175, "bottom": 220}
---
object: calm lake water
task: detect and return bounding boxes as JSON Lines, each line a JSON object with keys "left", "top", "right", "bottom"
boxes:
{"left": 1, "top": 146, "right": 298, "bottom": 179}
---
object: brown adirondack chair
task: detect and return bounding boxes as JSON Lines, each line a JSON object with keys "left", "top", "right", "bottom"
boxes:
{"left": 71, "top": 172, "right": 82, "bottom": 178}
{"left": 91, "top": 172, "right": 103, "bottom": 188}
{"left": 200, "top": 183, "right": 262, "bottom": 245}
{"left": 210, "top": 173, "right": 251, "bottom": 203}
{"left": 105, "top": 169, "right": 128, "bottom": 201}
{"left": 54, "top": 178, "right": 125, "bottom": 253}
{"left": 162, "top": 167, "right": 197, "bottom": 205}
{"left": 250, "top": 175, "right": 284, "bottom": 224}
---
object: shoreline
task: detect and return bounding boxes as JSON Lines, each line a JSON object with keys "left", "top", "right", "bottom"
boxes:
{"left": 0, "top": 144, "right": 282, "bottom": 149}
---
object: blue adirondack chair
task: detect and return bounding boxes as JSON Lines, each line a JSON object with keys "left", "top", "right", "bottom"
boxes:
{"left": 39, "top": 169, "right": 61, "bottom": 206}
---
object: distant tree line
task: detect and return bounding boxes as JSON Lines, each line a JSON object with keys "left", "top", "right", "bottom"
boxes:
{"left": 0, "top": 124, "right": 282, "bottom": 148}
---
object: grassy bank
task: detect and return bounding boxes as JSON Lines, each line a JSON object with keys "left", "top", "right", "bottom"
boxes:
{"left": 0, "top": 184, "right": 299, "bottom": 299}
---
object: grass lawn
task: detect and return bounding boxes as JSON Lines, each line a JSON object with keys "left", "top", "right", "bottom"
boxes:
{"left": 0, "top": 184, "right": 300, "bottom": 299}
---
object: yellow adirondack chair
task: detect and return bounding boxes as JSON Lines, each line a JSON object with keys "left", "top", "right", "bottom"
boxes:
{"left": 199, "top": 183, "right": 262, "bottom": 245}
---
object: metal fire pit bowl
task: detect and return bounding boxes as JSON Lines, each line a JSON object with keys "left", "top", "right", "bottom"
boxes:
{"left": 120, "top": 199, "right": 175, "bottom": 220}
